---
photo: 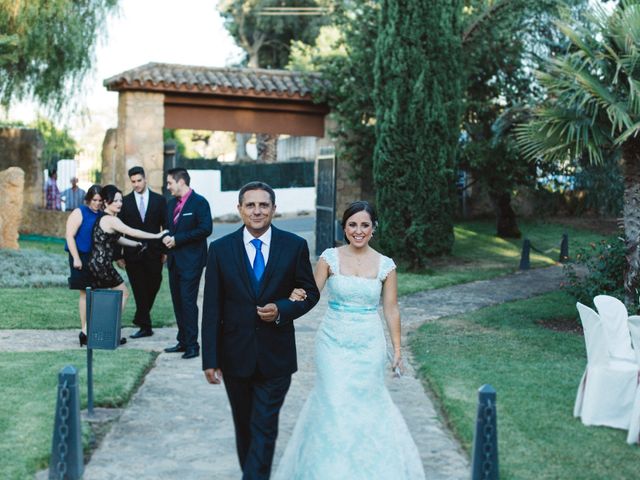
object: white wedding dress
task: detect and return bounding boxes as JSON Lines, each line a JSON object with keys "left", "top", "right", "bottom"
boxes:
{"left": 273, "top": 248, "right": 425, "bottom": 479}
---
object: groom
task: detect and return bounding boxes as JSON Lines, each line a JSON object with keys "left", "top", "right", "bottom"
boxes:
{"left": 202, "top": 181, "right": 319, "bottom": 479}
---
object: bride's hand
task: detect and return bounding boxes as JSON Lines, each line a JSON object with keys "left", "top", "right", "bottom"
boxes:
{"left": 392, "top": 351, "right": 404, "bottom": 377}
{"left": 289, "top": 288, "right": 307, "bottom": 301}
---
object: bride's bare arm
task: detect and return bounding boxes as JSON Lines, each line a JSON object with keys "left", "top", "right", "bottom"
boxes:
{"left": 288, "top": 257, "right": 330, "bottom": 301}
{"left": 382, "top": 270, "right": 403, "bottom": 372}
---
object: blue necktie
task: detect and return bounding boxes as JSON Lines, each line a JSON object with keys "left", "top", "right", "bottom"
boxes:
{"left": 251, "top": 238, "right": 265, "bottom": 282}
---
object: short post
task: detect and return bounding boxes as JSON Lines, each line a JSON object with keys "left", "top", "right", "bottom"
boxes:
{"left": 471, "top": 384, "right": 499, "bottom": 480}
{"left": 559, "top": 233, "right": 569, "bottom": 263}
{"left": 49, "top": 365, "right": 83, "bottom": 480}
{"left": 519, "top": 239, "right": 530, "bottom": 270}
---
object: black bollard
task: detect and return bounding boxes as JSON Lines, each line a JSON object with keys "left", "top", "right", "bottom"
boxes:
{"left": 471, "top": 384, "right": 499, "bottom": 480}
{"left": 559, "top": 233, "right": 569, "bottom": 263}
{"left": 49, "top": 365, "right": 83, "bottom": 480}
{"left": 519, "top": 238, "right": 530, "bottom": 270}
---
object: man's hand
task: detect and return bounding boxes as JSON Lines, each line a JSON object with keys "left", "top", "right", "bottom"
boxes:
{"left": 116, "top": 259, "right": 126, "bottom": 269}
{"left": 257, "top": 303, "right": 279, "bottom": 322}
{"left": 204, "top": 368, "right": 223, "bottom": 384}
{"left": 161, "top": 254, "right": 167, "bottom": 264}
{"left": 163, "top": 236, "right": 176, "bottom": 249}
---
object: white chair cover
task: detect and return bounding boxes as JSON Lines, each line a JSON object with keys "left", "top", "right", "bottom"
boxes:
{"left": 574, "top": 302, "right": 638, "bottom": 429}
{"left": 594, "top": 295, "right": 636, "bottom": 362}
{"left": 626, "top": 315, "right": 640, "bottom": 444}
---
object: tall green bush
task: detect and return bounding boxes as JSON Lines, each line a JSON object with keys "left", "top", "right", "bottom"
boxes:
{"left": 373, "top": 0, "right": 463, "bottom": 268}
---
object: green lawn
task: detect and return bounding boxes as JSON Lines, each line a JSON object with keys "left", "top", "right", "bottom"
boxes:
{"left": 0, "top": 350, "right": 156, "bottom": 480}
{"left": 410, "top": 291, "right": 640, "bottom": 479}
{"left": 397, "top": 219, "right": 608, "bottom": 296}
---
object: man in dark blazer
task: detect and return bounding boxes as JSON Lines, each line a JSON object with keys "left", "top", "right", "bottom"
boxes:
{"left": 202, "top": 181, "right": 320, "bottom": 479}
{"left": 163, "top": 168, "right": 213, "bottom": 359}
{"left": 118, "top": 166, "right": 167, "bottom": 339}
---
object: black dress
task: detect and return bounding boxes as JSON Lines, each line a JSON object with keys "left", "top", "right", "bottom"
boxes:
{"left": 88, "top": 217, "right": 124, "bottom": 288}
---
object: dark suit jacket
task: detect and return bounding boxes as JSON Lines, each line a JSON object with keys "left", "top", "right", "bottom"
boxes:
{"left": 165, "top": 190, "right": 213, "bottom": 273}
{"left": 119, "top": 190, "right": 167, "bottom": 262}
{"left": 201, "top": 225, "right": 320, "bottom": 378}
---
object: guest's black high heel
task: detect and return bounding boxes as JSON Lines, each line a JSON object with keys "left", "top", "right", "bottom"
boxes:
{"left": 79, "top": 331, "right": 87, "bottom": 347}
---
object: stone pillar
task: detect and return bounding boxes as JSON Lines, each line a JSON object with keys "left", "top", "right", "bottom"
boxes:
{"left": 111, "top": 91, "right": 165, "bottom": 192}
{"left": 0, "top": 167, "right": 25, "bottom": 249}
{"left": 0, "top": 128, "right": 43, "bottom": 209}
{"left": 101, "top": 128, "right": 118, "bottom": 186}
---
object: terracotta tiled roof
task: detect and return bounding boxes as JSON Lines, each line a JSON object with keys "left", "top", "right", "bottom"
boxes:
{"left": 104, "top": 62, "right": 324, "bottom": 98}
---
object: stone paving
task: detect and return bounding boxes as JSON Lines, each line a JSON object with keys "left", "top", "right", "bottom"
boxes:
{"left": 10, "top": 265, "right": 568, "bottom": 479}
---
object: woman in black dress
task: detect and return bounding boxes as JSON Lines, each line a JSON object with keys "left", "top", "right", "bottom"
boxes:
{"left": 88, "top": 185, "right": 168, "bottom": 315}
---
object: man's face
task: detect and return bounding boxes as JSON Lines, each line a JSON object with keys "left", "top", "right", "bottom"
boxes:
{"left": 130, "top": 173, "right": 147, "bottom": 194}
{"left": 71, "top": 177, "right": 78, "bottom": 188}
{"left": 166, "top": 175, "right": 183, "bottom": 197}
{"left": 238, "top": 189, "right": 276, "bottom": 237}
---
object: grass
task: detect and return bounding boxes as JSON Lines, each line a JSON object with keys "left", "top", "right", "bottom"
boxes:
{"left": 409, "top": 291, "right": 640, "bottom": 479}
{"left": 396, "top": 219, "right": 607, "bottom": 296}
{"left": 0, "top": 349, "right": 156, "bottom": 480}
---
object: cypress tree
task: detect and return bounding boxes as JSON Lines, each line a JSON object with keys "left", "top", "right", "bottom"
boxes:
{"left": 373, "top": 0, "right": 463, "bottom": 269}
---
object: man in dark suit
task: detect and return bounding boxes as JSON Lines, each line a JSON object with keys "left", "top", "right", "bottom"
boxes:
{"left": 118, "top": 166, "right": 167, "bottom": 339}
{"left": 163, "top": 168, "right": 213, "bottom": 359}
{"left": 202, "top": 181, "right": 320, "bottom": 479}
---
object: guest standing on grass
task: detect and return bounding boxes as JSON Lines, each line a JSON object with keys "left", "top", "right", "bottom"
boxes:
{"left": 64, "top": 184, "right": 103, "bottom": 347}
{"left": 117, "top": 166, "right": 167, "bottom": 339}
{"left": 87, "top": 185, "right": 168, "bottom": 345}
{"left": 45, "top": 169, "right": 61, "bottom": 210}
{"left": 163, "top": 168, "right": 212, "bottom": 360}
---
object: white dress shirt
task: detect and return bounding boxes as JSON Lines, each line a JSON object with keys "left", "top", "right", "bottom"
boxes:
{"left": 133, "top": 188, "right": 150, "bottom": 221}
{"left": 243, "top": 226, "right": 272, "bottom": 268}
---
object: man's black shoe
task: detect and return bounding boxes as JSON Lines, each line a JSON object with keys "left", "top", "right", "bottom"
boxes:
{"left": 164, "top": 344, "right": 186, "bottom": 353}
{"left": 120, "top": 337, "right": 127, "bottom": 345}
{"left": 130, "top": 329, "right": 154, "bottom": 339}
{"left": 181, "top": 347, "right": 199, "bottom": 359}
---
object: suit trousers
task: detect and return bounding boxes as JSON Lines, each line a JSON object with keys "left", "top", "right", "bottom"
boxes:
{"left": 125, "top": 258, "right": 163, "bottom": 330}
{"left": 168, "top": 265, "right": 203, "bottom": 348}
{"left": 224, "top": 371, "right": 292, "bottom": 480}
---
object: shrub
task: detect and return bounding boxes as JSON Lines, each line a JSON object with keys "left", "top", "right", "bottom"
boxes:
{"left": 563, "top": 234, "right": 632, "bottom": 312}
{"left": 0, "top": 248, "right": 67, "bottom": 288}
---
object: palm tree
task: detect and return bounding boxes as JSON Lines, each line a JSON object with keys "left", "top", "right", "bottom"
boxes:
{"left": 517, "top": 0, "right": 640, "bottom": 307}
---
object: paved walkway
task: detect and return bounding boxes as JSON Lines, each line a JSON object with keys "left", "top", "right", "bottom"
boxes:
{"left": 9, "top": 265, "right": 567, "bottom": 479}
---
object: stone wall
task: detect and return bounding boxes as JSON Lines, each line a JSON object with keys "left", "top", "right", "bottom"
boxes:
{"left": 19, "top": 207, "right": 70, "bottom": 238}
{"left": 0, "top": 167, "right": 25, "bottom": 249}
{"left": 0, "top": 128, "right": 43, "bottom": 209}
{"left": 111, "top": 91, "right": 165, "bottom": 193}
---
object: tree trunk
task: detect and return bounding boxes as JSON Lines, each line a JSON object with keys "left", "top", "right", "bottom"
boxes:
{"left": 491, "top": 190, "right": 521, "bottom": 238}
{"left": 235, "top": 133, "right": 251, "bottom": 162}
{"left": 256, "top": 133, "right": 278, "bottom": 163}
{"left": 621, "top": 136, "right": 640, "bottom": 309}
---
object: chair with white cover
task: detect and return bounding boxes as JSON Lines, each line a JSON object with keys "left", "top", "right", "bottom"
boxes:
{"left": 626, "top": 315, "right": 640, "bottom": 444}
{"left": 593, "top": 295, "right": 635, "bottom": 362}
{"left": 574, "top": 302, "right": 638, "bottom": 429}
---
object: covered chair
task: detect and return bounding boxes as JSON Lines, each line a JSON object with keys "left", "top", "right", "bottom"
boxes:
{"left": 593, "top": 295, "right": 635, "bottom": 362}
{"left": 574, "top": 302, "right": 638, "bottom": 429}
{"left": 626, "top": 315, "right": 640, "bottom": 444}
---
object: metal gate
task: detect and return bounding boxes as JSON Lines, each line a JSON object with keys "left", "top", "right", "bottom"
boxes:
{"left": 315, "top": 148, "right": 336, "bottom": 256}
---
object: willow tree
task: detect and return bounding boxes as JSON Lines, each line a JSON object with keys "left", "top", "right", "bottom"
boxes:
{"left": 373, "top": 0, "right": 463, "bottom": 268}
{"left": 517, "top": 0, "right": 640, "bottom": 306}
{"left": 0, "top": 0, "right": 118, "bottom": 110}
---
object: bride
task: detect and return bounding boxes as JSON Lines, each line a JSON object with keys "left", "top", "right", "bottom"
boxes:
{"left": 273, "top": 201, "right": 425, "bottom": 479}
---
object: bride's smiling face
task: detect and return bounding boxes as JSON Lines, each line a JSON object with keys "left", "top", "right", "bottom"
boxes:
{"left": 344, "top": 211, "right": 374, "bottom": 248}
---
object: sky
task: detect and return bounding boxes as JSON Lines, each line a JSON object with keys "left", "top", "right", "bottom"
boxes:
{"left": 9, "top": 0, "right": 243, "bottom": 144}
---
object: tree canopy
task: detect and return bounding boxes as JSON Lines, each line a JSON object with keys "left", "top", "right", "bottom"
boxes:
{"left": 0, "top": 0, "right": 118, "bottom": 110}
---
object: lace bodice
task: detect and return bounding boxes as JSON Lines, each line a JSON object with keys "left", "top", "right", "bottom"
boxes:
{"left": 320, "top": 247, "right": 396, "bottom": 309}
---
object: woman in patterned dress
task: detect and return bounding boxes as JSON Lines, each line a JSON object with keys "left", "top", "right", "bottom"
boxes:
{"left": 88, "top": 184, "right": 168, "bottom": 314}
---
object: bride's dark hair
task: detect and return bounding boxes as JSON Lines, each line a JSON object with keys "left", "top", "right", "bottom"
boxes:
{"left": 341, "top": 201, "right": 378, "bottom": 243}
